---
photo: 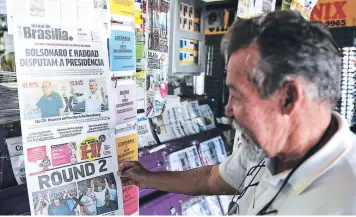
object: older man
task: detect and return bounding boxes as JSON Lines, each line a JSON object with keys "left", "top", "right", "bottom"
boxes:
{"left": 118, "top": 11, "right": 356, "bottom": 215}
{"left": 31, "top": 81, "right": 64, "bottom": 118}
{"left": 71, "top": 79, "right": 106, "bottom": 113}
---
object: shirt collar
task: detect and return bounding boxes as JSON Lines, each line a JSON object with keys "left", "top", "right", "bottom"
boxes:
{"left": 264, "top": 112, "right": 351, "bottom": 194}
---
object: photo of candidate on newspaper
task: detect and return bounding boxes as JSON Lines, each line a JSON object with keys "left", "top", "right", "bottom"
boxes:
{"left": 21, "top": 78, "right": 109, "bottom": 120}
{"left": 93, "top": 0, "right": 108, "bottom": 9}
{"left": 77, "top": 173, "right": 119, "bottom": 215}
{"left": 32, "top": 183, "right": 79, "bottom": 216}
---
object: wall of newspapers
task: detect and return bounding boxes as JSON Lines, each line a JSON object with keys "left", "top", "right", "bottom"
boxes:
{"left": 0, "top": 0, "right": 140, "bottom": 215}
{"left": 145, "top": 0, "right": 170, "bottom": 117}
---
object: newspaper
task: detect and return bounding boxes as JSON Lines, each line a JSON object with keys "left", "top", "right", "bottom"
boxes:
{"left": 137, "top": 113, "right": 157, "bottom": 148}
{"left": 113, "top": 83, "right": 137, "bottom": 125}
{"left": 14, "top": 18, "right": 124, "bottom": 216}
{"left": 290, "top": 0, "right": 318, "bottom": 20}
{"left": 109, "top": 24, "right": 136, "bottom": 77}
{"left": 6, "top": 137, "right": 26, "bottom": 185}
{"left": 145, "top": 0, "right": 170, "bottom": 117}
{"left": 6, "top": 0, "right": 109, "bottom": 35}
{"left": 114, "top": 121, "right": 139, "bottom": 215}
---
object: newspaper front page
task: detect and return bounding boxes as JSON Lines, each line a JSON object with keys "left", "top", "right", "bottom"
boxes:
{"left": 6, "top": 0, "right": 111, "bottom": 35}
{"left": 14, "top": 18, "right": 124, "bottom": 216}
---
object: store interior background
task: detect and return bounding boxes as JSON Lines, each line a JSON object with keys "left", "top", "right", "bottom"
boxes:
{"left": 0, "top": 0, "right": 355, "bottom": 215}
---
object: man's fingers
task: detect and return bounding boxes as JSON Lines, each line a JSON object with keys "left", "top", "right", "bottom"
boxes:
{"left": 120, "top": 177, "right": 134, "bottom": 186}
{"left": 118, "top": 161, "right": 138, "bottom": 176}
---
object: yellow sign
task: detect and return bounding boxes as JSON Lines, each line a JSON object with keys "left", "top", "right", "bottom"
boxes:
{"left": 290, "top": 0, "right": 318, "bottom": 20}
{"left": 136, "top": 71, "right": 145, "bottom": 79}
{"left": 110, "top": 0, "right": 135, "bottom": 18}
{"left": 311, "top": 0, "right": 356, "bottom": 28}
{"left": 116, "top": 134, "right": 137, "bottom": 163}
{"left": 135, "top": 10, "right": 142, "bottom": 25}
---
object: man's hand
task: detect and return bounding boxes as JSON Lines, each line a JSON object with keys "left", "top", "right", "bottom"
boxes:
{"left": 70, "top": 87, "right": 76, "bottom": 96}
{"left": 30, "top": 103, "right": 38, "bottom": 110}
{"left": 117, "top": 161, "right": 151, "bottom": 188}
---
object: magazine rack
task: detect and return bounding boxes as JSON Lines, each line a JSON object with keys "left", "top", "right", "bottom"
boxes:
{"left": 138, "top": 124, "right": 233, "bottom": 215}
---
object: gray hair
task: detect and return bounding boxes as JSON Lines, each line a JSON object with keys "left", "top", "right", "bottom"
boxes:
{"left": 89, "top": 79, "right": 97, "bottom": 85}
{"left": 221, "top": 11, "right": 342, "bottom": 107}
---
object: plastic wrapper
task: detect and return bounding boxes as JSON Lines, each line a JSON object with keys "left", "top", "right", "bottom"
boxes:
{"left": 0, "top": 72, "right": 20, "bottom": 125}
{"left": 200, "top": 115, "right": 216, "bottom": 130}
{"left": 149, "top": 101, "right": 216, "bottom": 142}
{"left": 166, "top": 123, "right": 186, "bottom": 140}
{"left": 205, "top": 196, "right": 223, "bottom": 216}
{"left": 137, "top": 113, "right": 157, "bottom": 148}
{"left": 151, "top": 116, "right": 174, "bottom": 143}
{"left": 5, "top": 136, "right": 26, "bottom": 185}
{"left": 218, "top": 195, "right": 234, "bottom": 215}
{"left": 181, "top": 197, "right": 211, "bottom": 216}
{"left": 200, "top": 104, "right": 214, "bottom": 117}
{"left": 167, "top": 146, "right": 202, "bottom": 171}
{"left": 162, "top": 102, "right": 185, "bottom": 125}
{"left": 182, "top": 101, "right": 202, "bottom": 120}
{"left": 199, "top": 136, "right": 227, "bottom": 165}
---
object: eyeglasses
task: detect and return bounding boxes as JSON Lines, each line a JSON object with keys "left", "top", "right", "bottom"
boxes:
{"left": 226, "top": 159, "right": 266, "bottom": 216}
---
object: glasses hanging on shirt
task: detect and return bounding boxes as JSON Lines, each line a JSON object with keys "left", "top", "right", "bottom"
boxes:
{"left": 226, "top": 159, "right": 266, "bottom": 216}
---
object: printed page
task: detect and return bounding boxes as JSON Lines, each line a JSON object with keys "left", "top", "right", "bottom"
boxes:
{"left": 290, "top": 0, "right": 318, "bottom": 20}
{"left": 6, "top": 137, "right": 26, "bottom": 185}
{"left": 145, "top": 0, "right": 170, "bottom": 117}
{"left": 7, "top": 0, "right": 108, "bottom": 35}
{"left": 109, "top": 24, "right": 136, "bottom": 77}
{"left": 14, "top": 18, "right": 124, "bottom": 216}
{"left": 115, "top": 122, "right": 139, "bottom": 215}
{"left": 137, "top": 113, "right": 157, "bottom": 148}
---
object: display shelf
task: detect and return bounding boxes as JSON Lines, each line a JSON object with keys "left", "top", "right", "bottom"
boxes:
{"left": 140, "top": 193, "right": 192, "bottom": 215}
{"left": 138, "top": 124, "right": 233, "bottom": 201}
{"left": 168, "top": 0, "right": 206, "bottom": 76}
{"left": 139, "top": 123, "right": 232, "bottom": 153}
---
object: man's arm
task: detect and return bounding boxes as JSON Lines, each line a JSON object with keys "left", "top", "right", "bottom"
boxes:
{"left": 91, "top": 180, "right": 95, "bottom": 192}
{"left": 100, "top": 88, "right": 107, "bottom": 105}
{"left": 63, "top": 189, "right": 68, "bottom": 199}
{"left": 71, "top": 88, "right": 85, "bottom": 103}
{"left": 104, "top": 178, "right": 109, "bottom": 191}
{"left": 35, "top": 198, "right": 42, "bottom": 215}
{"left": 59, "top": 109, "right": 64, "bottom": 116}
{"left": 56, "top": 93, "right": 64, "bottom": 116}
{"left": 82, "top": 206, "right": 92, "bottom": 215}
{"left": 46, "top": 191, "right": 52, "bottom": 205}
{"left": 118, "top": 161, "right": 236, "bottom": 196}
{"left": 31, "top": 97, "right": 43, "bottom": 110}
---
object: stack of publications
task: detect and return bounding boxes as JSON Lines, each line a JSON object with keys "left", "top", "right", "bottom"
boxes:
{"left": 0, "top": 72, "right": 19, "bottom": 125}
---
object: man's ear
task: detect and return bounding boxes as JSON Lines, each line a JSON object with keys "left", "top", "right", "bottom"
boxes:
{"left": 279, "top": 80, "right": 303, "bottom": 115}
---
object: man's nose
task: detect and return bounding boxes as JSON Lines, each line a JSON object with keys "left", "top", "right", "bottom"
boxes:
{"left": 225, "top": 96, "right": 233, "bottom": 118}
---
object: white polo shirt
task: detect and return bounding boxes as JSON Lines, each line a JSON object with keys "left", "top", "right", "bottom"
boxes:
{"left": 77, "top": 91, "right": 103, "bottom": 113}
{"left": 219, "top": 112, "right": 356, "bottom": 215}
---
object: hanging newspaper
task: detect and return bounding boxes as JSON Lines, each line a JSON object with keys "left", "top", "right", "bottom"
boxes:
{"left": 145, "top": 0, "right": 170, "bottom": 117}
{"left": 6, "top": 0, "right": 110, "bottom": 35}
{"left": 13, "top": 18, "right": 124, "bottom": 216}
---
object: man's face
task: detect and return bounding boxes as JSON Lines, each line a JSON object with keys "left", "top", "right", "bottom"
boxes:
{"left": 98, "top": 186, "right": 103, "bottom": 192}
{"left": 42, "top": 82, "right": 52, "bottom": 96}
{"left": 53, "top": 199, "right": 61, "bottom": 207}
{"left": 89, "top": 81, "right": 97, "bottom": 93}
{"left": 87, "top": 187, "right": 92, "bottom": 195}
{"left": 225, "top": 46, "right": 284, "bottom": 157}
{"left": 110, "top": 184, "right": 115, "bottom": 189}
